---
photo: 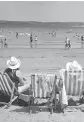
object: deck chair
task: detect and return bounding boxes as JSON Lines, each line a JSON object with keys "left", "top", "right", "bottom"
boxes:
{"left": 0, "top": 72, "right": 34, "bottom": 109}
{"left": 64, "top": 70, "right": 84, "bottom": 96}
{"left": 31, "top": 74, "right": 58, "bottom": 114}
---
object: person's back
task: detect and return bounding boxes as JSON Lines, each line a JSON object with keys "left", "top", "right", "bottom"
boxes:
{"left": 4, "top": 68, "right": 20, "bottom": 89}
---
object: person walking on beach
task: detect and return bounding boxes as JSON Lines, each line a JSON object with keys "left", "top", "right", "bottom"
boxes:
{"left": 81, "top": 35, "right": 84, "bottom": 48}
{"left": 30, "top": 34, "right": 33, "bottom": 48}
{"left": 65, "top": 36, "right": 71, "bottom": 49}
{"left": 34, "top": 36, "right": 37, "bottom": 48}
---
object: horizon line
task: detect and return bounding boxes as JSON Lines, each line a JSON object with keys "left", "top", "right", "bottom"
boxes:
{"left": 0, "top": 20, "right": 84, "bottom": 23}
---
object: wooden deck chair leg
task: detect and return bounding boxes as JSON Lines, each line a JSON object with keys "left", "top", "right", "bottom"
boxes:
{"left": 2, "top": 84, "right": 15, "bottom": 109}
{"left": 49, "top": 75, "right": 57, "bottom": 114}
{"left": 54, "top": 75, "right": 57, "bottom": 111}
{"left": 7, "top": 84, "right": 15, "bottom": 108}
{"left": 29, "top": 96, "right": 34, "bottom": 114}
{"left": 29, "top": 99, "right": 32, "bottom": 114}
{"left": 54, "top": 92, "right": 57, "bottom": 110}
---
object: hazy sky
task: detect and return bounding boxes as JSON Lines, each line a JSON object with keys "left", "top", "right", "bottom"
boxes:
{"left": 0, "top": 1, "right": 84, "bottom": 22}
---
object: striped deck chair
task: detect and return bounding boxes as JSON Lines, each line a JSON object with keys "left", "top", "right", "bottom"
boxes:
{"left": 64, "top": 70, "right": 84, "bottom": 96}
{"left": 0, "top": 73, "right": 34, "bottom": 109}
{"left": 31, "top": 74, "right": 57, "bottom": 98}
{"left": 31, "top": 74, "right": 58, "bottom": 113}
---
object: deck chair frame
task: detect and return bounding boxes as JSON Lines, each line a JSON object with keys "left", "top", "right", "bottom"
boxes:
{"left": 0, "top": 73, "right": 18, "bottom": 108}
{"left": 0, "top": 73, "right": 34, "bottom": 110}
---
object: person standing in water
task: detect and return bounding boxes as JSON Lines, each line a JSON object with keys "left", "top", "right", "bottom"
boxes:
{"left": 4, "top": 38, "right": 8, "bottom": 48}
{"left": 81, "top": 35, "right": 84, "bottom": 48}
{"left": 30, "top": 34, "right": 33, "bottom": 48}
{"left": 0, "top": 39, "right": 3, "bottom": 48}
{"left": 65, "top": 36, "right": 71, "bottom": 49}
{"left": 16, "top": 32, "right": 18, "bottom": 39}
{"left": 35, "top": 36, "right": 37, "bottom": 48}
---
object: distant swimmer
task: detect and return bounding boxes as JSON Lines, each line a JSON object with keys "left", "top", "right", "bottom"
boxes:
{"left": 81, "top": 35, "right": 84, "bottom": 48}
{"left": 16, "top": 32, "right": 18, "bottom": 39}
{"left": 65, "top": 36, "right": 71, "bottom": 49}
{"left": 35, "top": 36, "right": 37, "bottom": 48}
{"left": 30, "top": 34, "right": 33, "bottom": 48}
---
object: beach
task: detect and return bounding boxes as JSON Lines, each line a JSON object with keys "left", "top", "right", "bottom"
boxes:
{"left": 0, "top": 25, "right": 84, "bottom": 122}
{"left": 0, "top": 105, "right": 84, "bottom": 122}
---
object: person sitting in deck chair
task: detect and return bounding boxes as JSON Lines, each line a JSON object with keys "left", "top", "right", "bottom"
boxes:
{"left": 59, "top": 61, "right": 83, "bottom": 107}
{"left": 4, "top": 56, "right": 32, "bottom": 94}
{"left": 66, "top": 60, "right": 82, "bottom": 71}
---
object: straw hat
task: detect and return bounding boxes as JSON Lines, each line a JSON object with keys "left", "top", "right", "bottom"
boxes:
{"left": 7, "top": 56, "right": 21, "bottom": 69}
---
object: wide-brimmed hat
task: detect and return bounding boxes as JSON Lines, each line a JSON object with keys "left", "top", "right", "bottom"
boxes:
{"left": 7, "top": 56, "right": 21, "bottom": 69}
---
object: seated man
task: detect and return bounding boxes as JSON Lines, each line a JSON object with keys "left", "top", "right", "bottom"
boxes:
{"left": 4, "top": 56, "right": 32, "bottom": 94}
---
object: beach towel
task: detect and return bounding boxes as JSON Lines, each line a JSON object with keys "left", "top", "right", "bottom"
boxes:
{"left": 32, "top": 73, "right": 56, "bottom": 98}
{"left": 59, "top": 69, "right": 68, "bottom": 108}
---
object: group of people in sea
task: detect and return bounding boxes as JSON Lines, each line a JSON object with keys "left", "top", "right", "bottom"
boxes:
{"left": 15, "top": 32, "right": 38, "bottom": 48}
{"left": 65, "top": 33, "right": 84, "bottom": 49}
{"left": 0, "top": 28, "right": 84, "bottom": 49}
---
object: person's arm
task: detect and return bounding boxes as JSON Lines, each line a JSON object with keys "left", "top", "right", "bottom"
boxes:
{"left": 16, "top": 70, "right": 29, "bottom": 85}
{"left": 16, "top": 70, "right": 25, "bottom": 85}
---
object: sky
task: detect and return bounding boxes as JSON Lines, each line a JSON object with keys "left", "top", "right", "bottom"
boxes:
{"left": 0, "top": 1, "right": 84, "bottom": 22}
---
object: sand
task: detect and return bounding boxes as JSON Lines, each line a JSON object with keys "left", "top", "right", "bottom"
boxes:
{"left": 0, "top": 105, "right": 84, "bottom": 122}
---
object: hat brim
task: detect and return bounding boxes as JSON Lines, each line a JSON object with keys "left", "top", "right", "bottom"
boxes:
{"left": 7, "top": 59, "right": 21, "bottom": 69}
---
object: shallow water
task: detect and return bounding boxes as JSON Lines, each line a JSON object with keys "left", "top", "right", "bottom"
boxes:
{"left": 0, "top": 26, "right": 84, "bottom": 48}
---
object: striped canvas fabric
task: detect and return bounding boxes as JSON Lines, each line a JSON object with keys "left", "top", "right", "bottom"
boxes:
{"left": 64, "top": 70, "right": 84, "bottom": 96}
{"left": 0, "top": 73, "right": 12, "bottom": 96}
{"left": 31, "top": 74, "right": 56, "bottom": 98}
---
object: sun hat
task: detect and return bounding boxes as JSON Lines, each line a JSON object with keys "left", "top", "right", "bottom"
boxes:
{"left": 7, "top": 56, "right": 21, "bottom": 69}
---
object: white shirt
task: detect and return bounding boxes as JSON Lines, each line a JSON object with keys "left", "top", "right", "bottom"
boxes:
{"left": 35, "top": 36, "right": 37, "bottom": 41}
